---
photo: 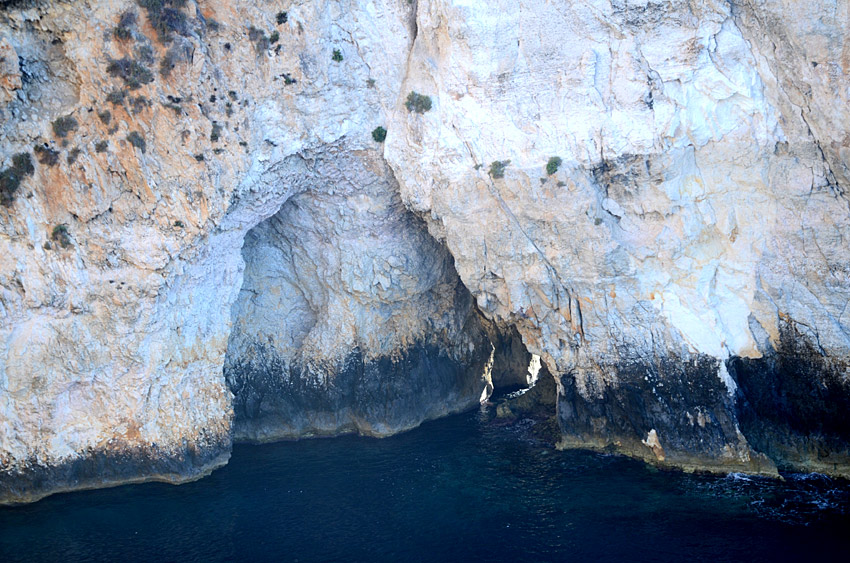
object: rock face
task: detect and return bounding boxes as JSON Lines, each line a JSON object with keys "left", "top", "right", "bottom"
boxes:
{"left": 384, "top": 0, "right": 850, "bottom": 475}
{"left": 224, "top": 148, "right": 493, "bottom": 441}
{"left": 1, "top": 0, "right": 849, "bottom": 503}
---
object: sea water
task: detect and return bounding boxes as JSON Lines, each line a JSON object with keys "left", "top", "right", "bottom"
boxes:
{"left": 1, "top": 409, "right": 849, "bottom": 562}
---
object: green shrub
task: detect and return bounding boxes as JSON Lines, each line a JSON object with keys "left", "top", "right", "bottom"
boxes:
{"left": 130, "top": 95, "right": 149, "bottom": 114}
{"left": 276, "top": 11, "right": 288, "bottom": 25}
{"left": 126, "top": 131, "right": 146, "bottom": 153}
{"left": 106, "top": 90, "right": 127, "bottom": 105}
{"left": 106, "top": 57, "right": 154, "bottom": 89}
{"left": 52, "top": 115, "right": 78, "bottom": 138}
{"left": 66, "top": 148, "right": 81, "bottom": 165}
{"left": 0, "top": 152, "right": 34, "bottom": 207}
{"left": 372, "top": 126, "right": 387, "bottom": 143}
{"left": 282, "top": 73, "right": 296, "bottom": 85}
{"left": 269, "top": 31, "right": 279, "bottom": 44}
{"left": 228, "top": 90, "right": 238, "bottom": 101}
{"left": 332, "top": 49, "right": 343, "bottom": 62}
{"left": 489, "top": 160, "right": 510, "bottom": 179}
{"left": 405, "top": 91, "right": 432, "bottom": 113}
{"left": 546, "top": 156, "right": 562, "bottom": 176}
{"left": 113, "top": 10, "right": 137, "bottom": 40}
{"left": 95, "top": 140, "right": 109, "bottom": 153}
{"left": 248, "top": 26, "right": 269, "bottom": 54}
{"left": 34, "top": 145, "right": 59, "bottom": 166}
{"left": 98, "top": 110, "right": 112, "bottom": 125}
{"left": 137, "top": 0, "right": 189, "bottom": 44}
{"left": 194, "top": 153, "right": 204, "bottom": 161}
{"left": 51, "top": 224, "right": 72, "bottom": 248}
{"left": 174, "top": 220, "right": 185, "bottom": 228}
{"left": 210, "top": 122, "right": 222, "bottom": 142}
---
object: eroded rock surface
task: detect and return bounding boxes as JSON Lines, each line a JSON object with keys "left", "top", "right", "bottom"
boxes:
{"left": 385, "top": 0, "right": 850, "bottom": 475}
{"left": 0, "top": 0, "right": 415, "bottom": 503}
{"left": 224, "top": 148, "right": 492, "bottom": 441}
{"left": 1, "top": 0, "right": 850, "bottom": 504}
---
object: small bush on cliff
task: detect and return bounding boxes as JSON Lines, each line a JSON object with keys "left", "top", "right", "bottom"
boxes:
{"left": 210, "top": 122, "right": 222, "bottom": 142}
{"left": 0, "top": 153, "right": 34, "bottom": 207}
{"left": 248, "top": 26, "right": 270, "bottom": 54}
{"left": 405, "top": 91, "right": 432, "bottom": 113}
{"left": 66, "top": 148, "right": 81, "bottom": 165}
{"left": 52, "top": 115, "right": 78, "bottom": 138}
{"left": 137, "top": 0, "right": 189, "bottom": 44}
{"left": 126, "top": 131, "right": 147, "bottom": 153}
{"left": 276, "top": 11, "right": 288, "bottom": 25}
{"left": 489, "top": 160, "right": 510, "bottom": 179}
{"left": 106, "top": 56, "right": 155, "bottom": 90}
{"left": 372, "top": 126, "right": 387, "bottom": 143}
{"left": 113, "top": 10, "right": 138, "bottom": 41}
{"left": 332, "top": 49, "right": 343, "bottom": 62}
{"left": 34, "top": 145, "right": 59, "bottom": 166}
{"left": 51, "top": 224, "right": 72, "bottom": 248}
{"left": 106, "top": 90, "right": 127, "bottom": 105}
{"left": 130, "top": 95, "right": 150, "bottom": 114}
{"left": 95, "top": 140, "right": 109, "bottom": 153}
{"left": 98, "top": 110, "right": 112, "bottom": 125}
{"left": 546, "top": 156, "right": 562, "bottom": 176}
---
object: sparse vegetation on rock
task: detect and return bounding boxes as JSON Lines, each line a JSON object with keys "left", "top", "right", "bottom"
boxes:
{"left": 66, "top": 148, "right": 81, "bottom": 165}
{"left": 130, "top": 95, "right": 150, "bottom": 114}
{"left": 489, "top": 160, "right": 510, "bottom": 179}
{"left": 113, "top": 10, "right": 137, "bottom": 41}
{"left": 52, "top": 115, "right": 78, "bottom": 138}
{"left": 106, "top": 57, "right": 155, "bottom": 90}
{"left": 372, "top": 126, "right": 387, "bottom": 143}
{"left": 126, "top": 131, "right": 147, "bottom": 153}
{"left": 106, "top": 90, "right": 127, "bottom": 105}
{"left": 137, "top": 0, "right": 190, "bottom": 44}
{"left": 0, "top": 152, "right": 34, "bottom": 207}
{"left": 248, "top": 26, "right": 270, "bottom": 54}
{"left": 405, "top": 91, "right": 432, "bottom": 113}
{"left": 332, "top": 48, "right": 343, "bottom": 62}
{"left": 210, "top": 122, "right": 222, "bottom": 142}
{"left": 34, "top": 145, "right": 59, "bottom": 166}
{"left": 51, "top": 224, "right": 72, "bottom": 248}
{"left": 546, "top": 156, "right": 562, "bottom": 175}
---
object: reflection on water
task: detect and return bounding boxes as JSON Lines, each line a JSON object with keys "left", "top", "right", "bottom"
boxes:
{"left": 1, "top": 407, "right": 849, "bottom": 562}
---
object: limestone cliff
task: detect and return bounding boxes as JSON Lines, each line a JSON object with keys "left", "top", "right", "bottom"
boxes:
{"left": 385, "top": 0, "right": 850, "bottom": 475}
{"left": 1, "top": 0, "right": 849, "bottom": 504}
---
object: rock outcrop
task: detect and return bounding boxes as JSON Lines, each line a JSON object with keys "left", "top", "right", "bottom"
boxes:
{"left": 385, "top": 0, "right": 850, "bottom": 475}
{"left": 1, "top": 0, "right": 849, "bottom": 504}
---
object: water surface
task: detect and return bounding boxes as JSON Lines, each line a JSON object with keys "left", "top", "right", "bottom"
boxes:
{"left": 2, "top": 409, "right": 849, "bottom": 562}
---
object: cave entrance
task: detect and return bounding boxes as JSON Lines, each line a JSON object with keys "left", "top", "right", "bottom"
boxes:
{"left": 222, "top": 148, "right": 551, "bottom": 443}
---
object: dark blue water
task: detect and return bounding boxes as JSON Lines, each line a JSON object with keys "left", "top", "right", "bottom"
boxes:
{"left": 2, "top": 409, "right": 849, "bottom": 562}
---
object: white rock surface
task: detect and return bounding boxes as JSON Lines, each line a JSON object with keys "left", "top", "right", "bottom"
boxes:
{"left": 385, "top": 0, "right": 850, "bottom": 471}
{"left": 1, "top": 0, "right": 849, "bottom": 502}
